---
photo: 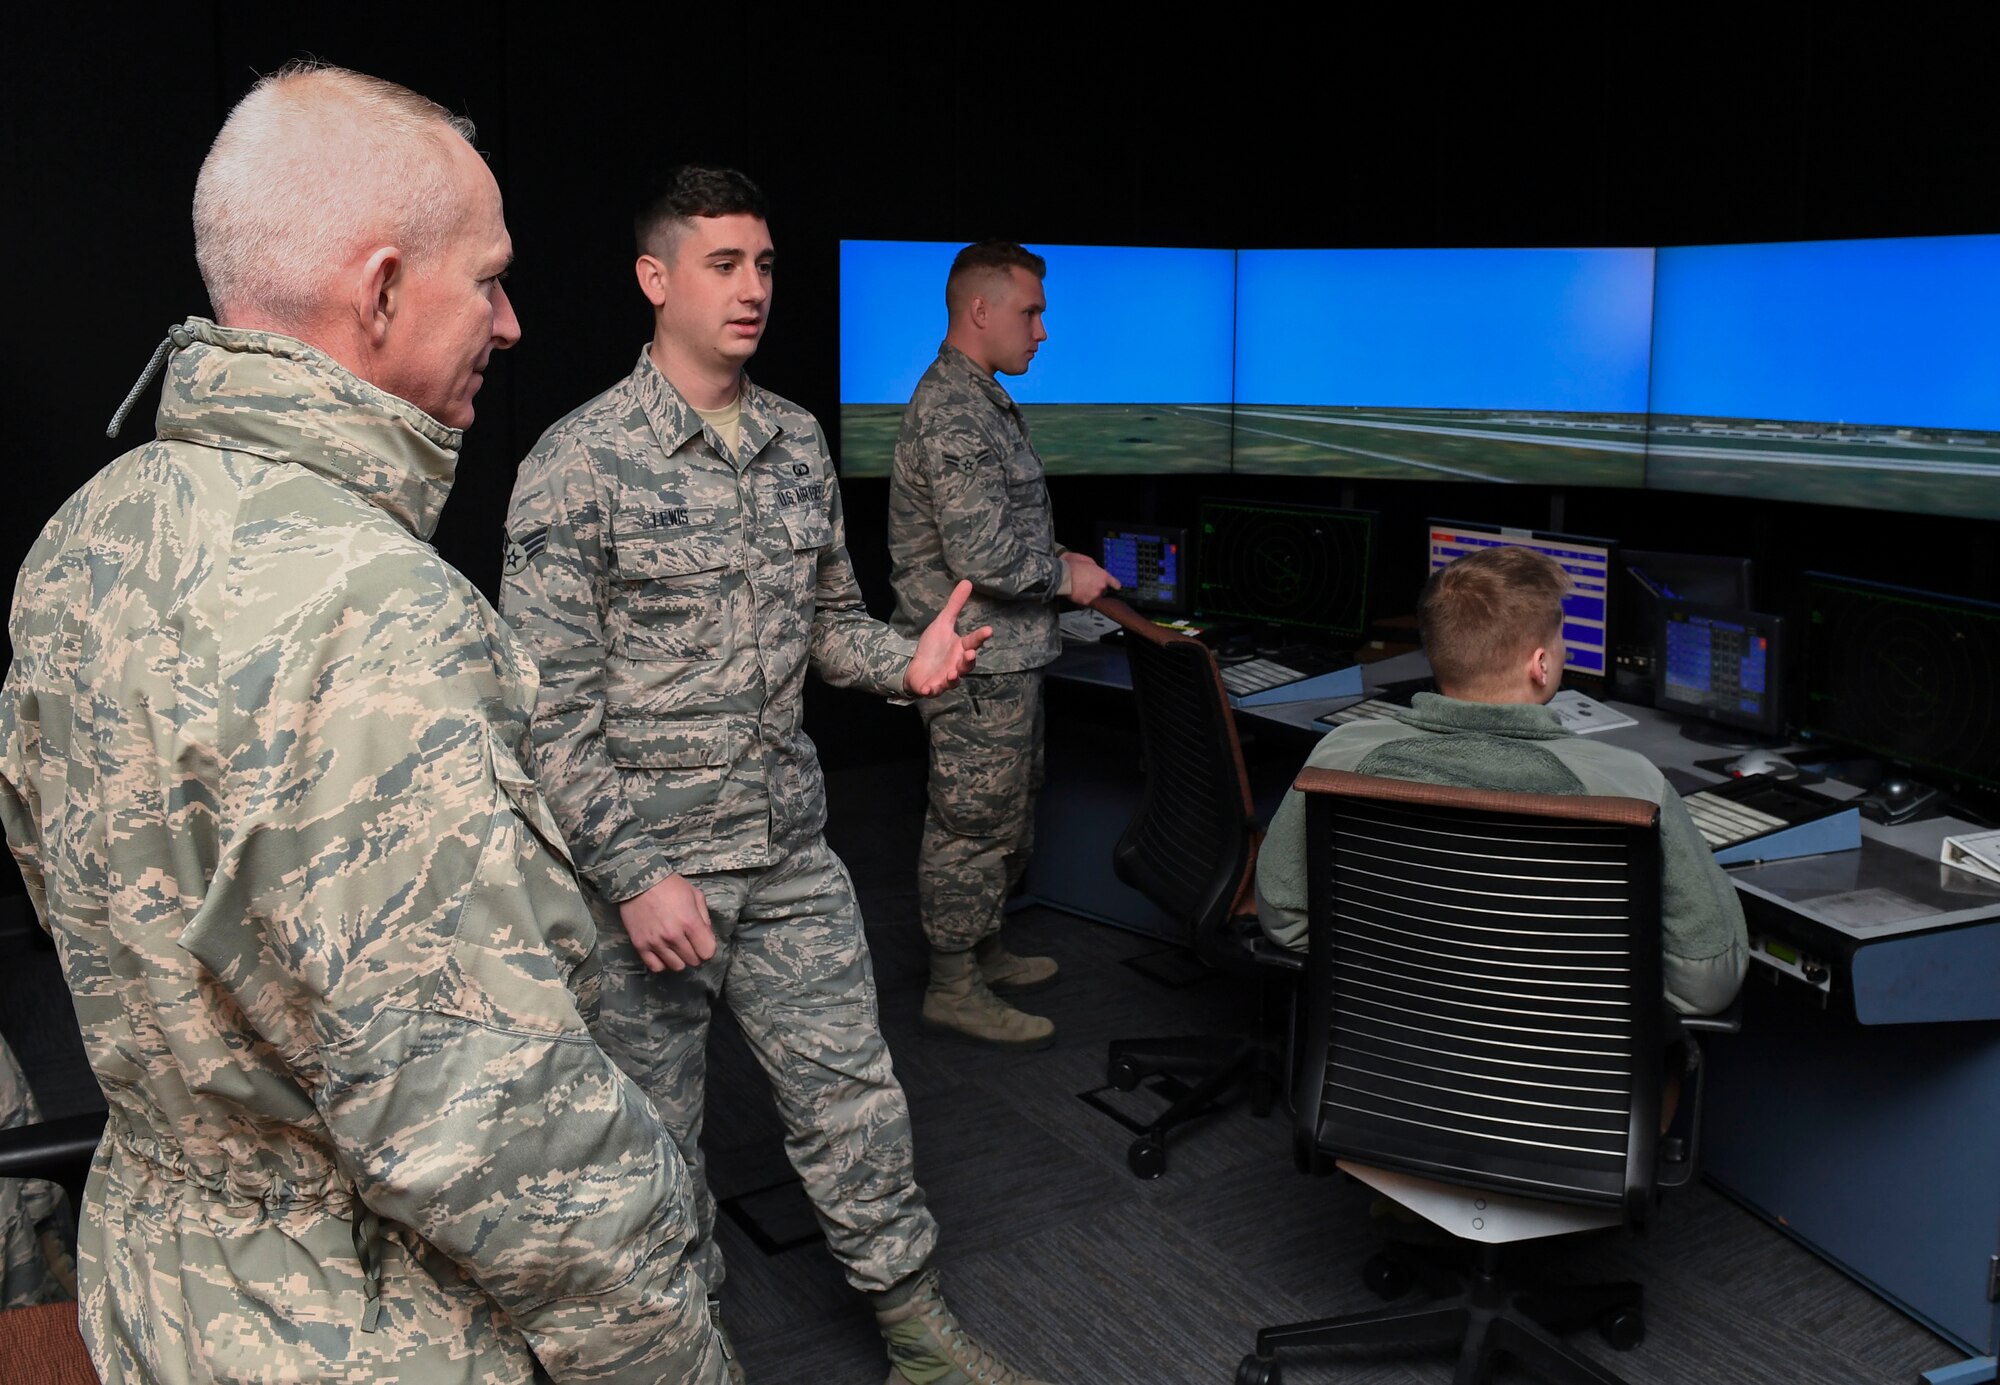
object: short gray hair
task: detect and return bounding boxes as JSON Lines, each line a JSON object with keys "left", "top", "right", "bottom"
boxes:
{"left": 193, "top": 63, "right": 477, "bottom": 326}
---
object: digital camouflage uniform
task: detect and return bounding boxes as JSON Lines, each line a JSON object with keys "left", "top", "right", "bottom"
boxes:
{"left": 1, "top": 1034, "right": 75, "bottom": 1309}
{"left": 500, "top": 350, "right": 940, "bottom": 1296}
{"left": 0, "top": 320, "right": 727, "bottom": 1385}
{"left": 888, "top": 344, "right": 1063, "bottom": 952}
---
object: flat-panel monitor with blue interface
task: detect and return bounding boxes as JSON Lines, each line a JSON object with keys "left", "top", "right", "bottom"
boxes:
{"left": 1647, "top": 233, "right": 2000, "bottom": 520}
{"left": 1095, "top": 521, "right": 1190, "bottom": 616}
{"left": 1232, "top": 247, "right": 1655, "bottom": 486}
{"left": 1426, "top": 520, "right": 1615, "bottom": 679}
{"left": 1797, "top": 572, "right": 2000, "bottom": 795}
{"left": 1653, "top": 602, "right": 1786, "bottom": 740}
{"left": 838, "top": 240, "right": 1236, "bottom": 476}
{"left": 1196, "top": 499, "right": 1375, "bottom": 641}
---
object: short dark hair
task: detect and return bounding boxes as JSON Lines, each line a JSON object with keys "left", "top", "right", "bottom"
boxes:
{"left": 946, "top": 241, "right": 1046, "bottom": 312}
{"left": 635, "top": 165, "right": 769, "bottom": 260}
{"left": 1417, "top": 545, "right": 1570, "bottom": 692}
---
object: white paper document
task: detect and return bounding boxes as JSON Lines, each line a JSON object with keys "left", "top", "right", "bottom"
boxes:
{"left": 1548, "top": 689, "right": 1639, "bottom": 735}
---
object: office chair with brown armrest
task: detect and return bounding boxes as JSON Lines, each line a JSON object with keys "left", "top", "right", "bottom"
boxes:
{"left": 1094, "top": 596, "right": 1297, "bottom": 1180}
{"left": 1237, "top": 769, "right": 1735, "bottom": 1385}
{"left": 0, "top": 1107, "right": 104, "bottom": 1384}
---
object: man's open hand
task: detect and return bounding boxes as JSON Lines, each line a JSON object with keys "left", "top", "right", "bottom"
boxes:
{"left": 904, "top": 579, "right": 993, "bottom": 697}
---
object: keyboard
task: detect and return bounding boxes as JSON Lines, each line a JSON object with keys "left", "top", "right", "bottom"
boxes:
{"left": 1058, "top": 608, "right": 1120, "bottom": 642}
{"left": 1318, "top": 696, "right": 1408, "bottom": 727}
{"left": 1683, "top": 791, "right": 1791, "bottom": 848}
{"left": 1219, "top": 658, "right": 1312, "bottom": 696}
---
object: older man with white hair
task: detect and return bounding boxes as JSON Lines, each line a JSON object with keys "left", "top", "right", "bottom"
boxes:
{"left": 0, "top": 63, "right": 729, "bottom": 1384}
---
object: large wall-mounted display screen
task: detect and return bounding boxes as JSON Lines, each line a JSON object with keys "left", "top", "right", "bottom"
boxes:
{"left": 1646, "top": 234, "right": 2000, "bottom": 519}
{"left": 1231, "top": 248, "right": 1655, "bottom": 485}
{"left": 837, "top": 240, "right": 1236, "bottom": 476}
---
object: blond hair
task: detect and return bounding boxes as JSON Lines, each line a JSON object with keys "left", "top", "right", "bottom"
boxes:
{"left": 1418, "top": 545, "right": 1570, "bottom": 692}
{"left": 193, "top": 63, "right": 476, "bottom": 325}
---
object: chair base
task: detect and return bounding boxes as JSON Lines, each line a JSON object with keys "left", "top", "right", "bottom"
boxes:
{"left": 1239, "top": 1239, "right": 1642, "bottom": 1385}
{"left": 1104, "top": 1033, "right": 1276, "bottom": 1179}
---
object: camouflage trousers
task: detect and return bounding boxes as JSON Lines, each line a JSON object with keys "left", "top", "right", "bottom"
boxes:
{"left": 915, "top": 669, "right": 1046, "bottom": 951}
{"left": 590, "top": 836, "right": 939, "bottom": 1295}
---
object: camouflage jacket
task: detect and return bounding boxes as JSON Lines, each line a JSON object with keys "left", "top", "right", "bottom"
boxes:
{"left": 887, "top": 343, "right": 1065, "bottom": 673}
{"left": 0, "top": 321, "right": 723, "bottom": 1384}
{"left": 501, "top": 351, "right": 914, "bottom": 902}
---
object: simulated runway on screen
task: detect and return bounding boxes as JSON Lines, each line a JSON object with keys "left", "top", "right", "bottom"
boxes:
{"left": 1644, "top": 416, "right": 2000, "bottom": 518}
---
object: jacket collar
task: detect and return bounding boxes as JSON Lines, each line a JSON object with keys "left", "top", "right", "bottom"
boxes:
{"left": 151, "top": 318, "right": 460, "bottom": 540}
{"left": 935, "top": 342, "right": 1018, "bottom": 413}
{"left": 633, "top": 348, "right": 783, "bottom": 469}
{"left": 1398, "top": 691, "right": 1570, "bottom": 740}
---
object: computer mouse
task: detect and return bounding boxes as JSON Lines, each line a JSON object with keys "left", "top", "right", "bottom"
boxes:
{"left": 1724, "top": 749, "right": 1798, "bottom": 779}
{"left": 1879, "top": 776, "right": 1918, "bottom": 803}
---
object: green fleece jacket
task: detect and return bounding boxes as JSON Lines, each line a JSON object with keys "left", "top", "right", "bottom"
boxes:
{"left": 1255, "top": 693, "right": 1749, "bottom": 1016}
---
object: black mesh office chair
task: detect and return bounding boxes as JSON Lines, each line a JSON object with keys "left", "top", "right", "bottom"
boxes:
{"left": 1237, "top": 769, "right": 1735, "bottom": 1385}
{"left": 1096, "top": 597, "right": 1293, "bottom": 1179}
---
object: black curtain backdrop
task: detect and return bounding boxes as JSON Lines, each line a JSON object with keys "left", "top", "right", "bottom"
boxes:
{"left": 3, "top": 8, "right": 1996, "bottom": 839}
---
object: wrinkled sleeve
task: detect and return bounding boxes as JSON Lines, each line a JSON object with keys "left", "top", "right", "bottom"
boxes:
{"left": 191, "top": 553, "right": 725, "bottom": 1384}
{"left": 501, "top": 436, "right": 676, "bottom": 904}
{"left": 809, "top": 454, "right": 917, "bottom": 698}
{"left": 917, "top": 423, "right": 1065, "bottom": 602}
{"left": 1656, "top": 787, "right": 1750, "bottom": 1016}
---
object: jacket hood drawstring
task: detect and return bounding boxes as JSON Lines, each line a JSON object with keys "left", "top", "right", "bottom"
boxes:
{"left": 107, "top": 322, "right": 195, "bottom": 439}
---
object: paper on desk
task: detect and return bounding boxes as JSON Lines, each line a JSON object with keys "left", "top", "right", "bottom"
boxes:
{"left": 1548, "top": 689, "right": 1638, "bottom": 735}
{"left": 1941, "top": 828, "right": 2000, "bottom": 884}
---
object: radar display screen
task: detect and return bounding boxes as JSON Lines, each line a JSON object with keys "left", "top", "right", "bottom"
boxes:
{"left": 1799, "top": 572, "right": 2000, "bottom": 791}
{"left": 1195, "top": 499, "right": 1375, "bottom": 639}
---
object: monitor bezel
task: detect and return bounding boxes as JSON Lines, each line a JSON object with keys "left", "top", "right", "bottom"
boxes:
{"left": 1650, "top": 598, "right": 1787, "bottom": 739}
{"left": 1094, "top": 520, "right": 1193, "bottom": 617}
{"left": 1195, "top": 496, "right": 1379, "bottom": 640}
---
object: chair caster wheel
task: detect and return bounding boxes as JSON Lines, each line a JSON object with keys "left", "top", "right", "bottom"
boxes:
{"left": 1362, "top": 1251, "right": 1412, "bottom": 1300}
{"left": 1235, "top": 1352, "right": 1279, "bottom": 1384}
{"left": 1107, "top": 1055, "right": 1142, "bottom": 1091}
{"left": 1127, "top": 1135, "right": 1167, "bottom": 1179}
{"left": 1597, "top": 1304, "right": 1645, "bottom": 1351}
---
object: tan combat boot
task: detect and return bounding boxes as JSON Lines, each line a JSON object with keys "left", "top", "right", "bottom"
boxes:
{"left": 920, "top": 948, "right": 1055, "bottom": 1050}
{"left": 974, "top": 933, "right": 1058, "bottom": 994}
{"left": 874, "top": 1267, "right": 1055, "bottom": 1385}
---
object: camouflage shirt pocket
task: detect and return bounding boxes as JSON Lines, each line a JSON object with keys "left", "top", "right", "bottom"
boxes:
{"left": 604, "top": 715, "right": 742, "bottom": 848}
{"left": 607, "top": 513, "right": 732, "bottom": 662}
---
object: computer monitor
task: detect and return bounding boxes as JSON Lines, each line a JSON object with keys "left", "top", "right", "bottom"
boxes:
{"left": 1195, "top": 499, "right": 1375, "bottom": 641}
{"left": 1426, "top": 520, "right": 1616, "bottom": 679}
{"left": 1646, "top": 233, "right": 2000, "bottom": 520}
{"left": 1095, "top": 521, "right": 1191, "bottom": 616}
{"left": 1232, "top": 247, "right": 1654, "bottom": 486}
{"left": 1796, "top": 572, "right": 2000, "bottom": 794}
{"left": 1652, "top": 601, "right": 1786, "bottom": 741}
{"left": 1617, "top": 549, "right": 1754, "bottom": 688}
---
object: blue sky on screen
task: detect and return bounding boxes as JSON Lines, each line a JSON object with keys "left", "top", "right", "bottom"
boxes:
{"left": 839, "top": 241, "right": 1235, "bottom": 404}
{"left": 1649, "top": 234, "right": 2000, "bottom": 430}
{"left": 1234, "top": 248, "right": 1655, "bottom": 412}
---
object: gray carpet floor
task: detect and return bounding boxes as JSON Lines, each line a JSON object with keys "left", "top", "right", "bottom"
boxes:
{"left": 0, "top": 756, "right": 1970, "bottom": 1384}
